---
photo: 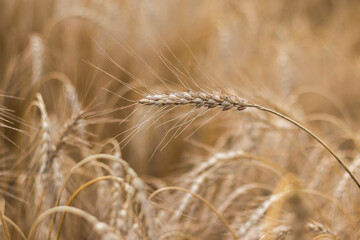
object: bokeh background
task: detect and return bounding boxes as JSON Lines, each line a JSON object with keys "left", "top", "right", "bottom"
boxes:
{"left": 1, "top": 0, "right": 360, "bottom": 239}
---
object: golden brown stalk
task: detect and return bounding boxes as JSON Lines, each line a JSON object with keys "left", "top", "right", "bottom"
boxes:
{"left": 29, "top": 206, "right": 119, "bottom": 240}
{"left": 139, "top": 90, "right": 360, "bottom": 190}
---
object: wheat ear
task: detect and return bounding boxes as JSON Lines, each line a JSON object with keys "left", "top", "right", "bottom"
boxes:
{"left": 138, "top": 90, "right": 360, "bottom": 190}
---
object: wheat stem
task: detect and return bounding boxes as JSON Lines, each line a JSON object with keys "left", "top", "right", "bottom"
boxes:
{"left": 251, "top": 104, "right": 360, "bottom": 190}
{"left": 56, "top": 176, "right": 127, "bottom": 240}
{"left": 139, "top": 91, "right": 360, "bottom": 190}
{"left": 149, "top": 186, "right": 238, "bottom": 240}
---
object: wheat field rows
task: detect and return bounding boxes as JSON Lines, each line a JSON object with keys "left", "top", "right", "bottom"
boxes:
{"left": 1, "top": 0, "right": 360, "bottom": 239}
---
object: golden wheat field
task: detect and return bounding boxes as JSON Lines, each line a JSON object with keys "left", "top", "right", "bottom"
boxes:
{"left": 1, "top": 0, "right": 360, "bottom": 239}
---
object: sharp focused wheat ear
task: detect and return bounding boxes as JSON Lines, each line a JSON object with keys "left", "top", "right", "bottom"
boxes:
{"left": 138, "top": 90, "right": 360, "bottom": 190}
{"left": 138, "top": 90, "right": 253, "bottom": 111}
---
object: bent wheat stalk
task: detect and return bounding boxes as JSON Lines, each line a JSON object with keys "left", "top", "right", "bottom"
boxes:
{"left": 138, "top": 90, "right": 360, "bottom": 190}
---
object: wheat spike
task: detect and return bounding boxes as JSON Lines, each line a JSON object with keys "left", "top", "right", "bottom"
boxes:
{"left": 138, "top": 90, "right": 253, "bottom": 111}
{"left": 139, "top": 90, "right": 360, "bottom": 191}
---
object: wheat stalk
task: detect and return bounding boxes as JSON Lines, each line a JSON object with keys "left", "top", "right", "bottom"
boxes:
{"left": 138, "top": 90, "right": 360, "bottom": 190}
{"left": 28, "top": 206, "right": 119, "bottom": 240}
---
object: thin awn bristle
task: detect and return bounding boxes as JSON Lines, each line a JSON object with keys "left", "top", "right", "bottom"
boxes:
{"left": 138, "top": 90, "right": 254, "bottom": 111}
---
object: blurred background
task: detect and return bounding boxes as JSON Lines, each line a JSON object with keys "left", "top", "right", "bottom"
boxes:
{"left": 1, "top": 1, "right": 360, "bottom": 238}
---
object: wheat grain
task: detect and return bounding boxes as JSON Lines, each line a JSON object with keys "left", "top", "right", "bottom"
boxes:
{"left": 139, "top": 90, "right": 253, "bottom": 111}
